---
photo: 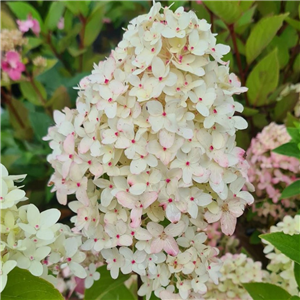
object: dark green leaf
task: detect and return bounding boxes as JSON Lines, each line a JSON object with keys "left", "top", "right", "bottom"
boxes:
{"left": 257, "top": 1, "right": 280, "bottom": 16}
{"left": 101, "top": 284, "right": 135, "bottom": 300}
{"left": 84, "top": 266, "right": 130, "bottom": 300}
{"left": 83, "top": 4, "right": 106, "bottom": 47}
{"left": 280, "top": 180, "right": 300, "bottom": 199}
{"left": 29, "top": 111, "right": 53, "bottom": 141}
{"left": 273, "top": 92, "right": 299, "bottom": 122}
{"left": 294, "top": 54, "right": 300, "bottom": 73}
{"left": 243, "top": 107, "right": 259, "bottom": 117}
{"left": 246, "top": 14, "right": 288, "bottom": 64}
{"left": 294, "top": 261, "right": 300, "bottom": 288}
{"left": 2, "top": 267, "right": 63, "bottom": 300}
{"left": 289, "top": 296, "right": 300, "bottom": 300}
{"left": 286, "top": 17, "right": 300, "bottom": 31}
{"left": 24, "top": 37, "right": 43, "bottom": 53}
{"left": 273, "top": 143, "right": 300, "bottom": 159}
{"left": 250, "top": 230, "right": 262, "bottom": 245}
{"left": 46, "top": 86, "right": 71, "bottom": 111}
{"left": 246, "top": 49, "right": 279, "bottom": 107}
{"left": 20, "top": 81, "right": 47, "bottom": 106}
{"left": 45, "top": 2, "right": 65, "bottom": 30}
{"left": 243, "top": 282, "right": 291, "bottom": 300}
{"left": 7, "top": 2, "right": 43, "bottom": 29}
{"left": 260, "top": 232, "right": 300, "bottom": 264}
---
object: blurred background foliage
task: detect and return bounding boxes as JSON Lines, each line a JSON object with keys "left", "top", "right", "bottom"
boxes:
{"left": 1, "top": 0, "right": 300, "bottom": 221}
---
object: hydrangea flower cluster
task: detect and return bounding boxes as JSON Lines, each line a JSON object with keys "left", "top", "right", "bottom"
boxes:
{"left": 263, "top": 215, "right": 300, "bottom": 296}
{"left": 0, "top": 164, "right": 100, "bottom": 293}
{"left": 204, "top": 253, "right": 266, "bottom": 300}
{"left": 247, "top": 123, "right": 300, "bottom": 219}
{"left": 44, "top": 2, "right": 254, "bottom": 298}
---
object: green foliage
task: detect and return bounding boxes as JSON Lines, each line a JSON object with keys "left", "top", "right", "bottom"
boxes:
{"left": 84, "top": 266, "right": 131, "bottom": 300}
{"left": 294, "top": 262, "right": 300, "bottom": 288}
{"left": 245, "top": 14, "right": 288, "bottom": 64}
{"left": 280, "top": 180, "right": 300, "bottom": 199}
{"left": 260, "top": 232, "right": 300, "bottom": 264}
{"left": 45, "top": 2, "right": 65, "bottom": 31}
{"left": 243, "top": 283, "right": 291, "bottom": 300}
{"left": 246, "top": 49, "right": 279, "bottom": 106}
{"left": 2, "top": 267, "right": 63, "bottom": 300}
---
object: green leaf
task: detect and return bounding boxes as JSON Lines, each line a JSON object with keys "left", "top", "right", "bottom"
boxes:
{"left": 84, "top": 266, "right": 130, "bottom": 300}
{"left": 257, "top": 1, "right": 280, "bottom": 16}
{"left": 33, "top": 58, "right": 58, "bottom": 76}
{"left": 101, "top": 284, "right": 135, "bottom": 300}
{"left": 83, "top": 4, "right": 105, "bottom": 47}
{"left": 57, "top": 23, "right": 82, "bottom": 53}
{"left": 1, "top": 9, "right": 17, "bottom": 30}
{"left": 20, "top": 81, "right": 47, "bottom": 106}
{"left": 235, "top": 5, "right": 256, "bottom": 33}
{"left": 65, "top": 1, "right": 89, "bottom": 16}
{"left": 243, "top": 282, "right": 291, "bottom": 300}
{"left": 29, "top": 111, "right": 53, "bottom": 141}
{"left": 266, "top": 36, "right": 289, "bottom": 69}
{"left": 246, "top": 14, "right": 288, "bottom": 64}
{"left": 294, "top": 54, "right": 300, "bottom": 73}
{"left": 68, "top": 47, "right": 87, "bottom": 57}
{"left": 45, "top": 2, "right": 65, "bottom": 30}
{"left": 273, "top": 142, "right": 300, "bottom": 159}
{"left": 280, "top": 180, "right": 300, "bottom": 199}
{"left": 289, "top": 296, "right": 300, "bottom": 300}
{"left": 273, "top": 92, "right": 299, "bottom": 122}
{"left": 23, "top": 37, "right": 43, "bottom": 53}
{"left": 287, "top": 127, "right": 300, "bottom": 143}
{"left": 7, "top": 2, "right": 43, "bottom": 29}
{"left": 2, "top": 267, "right": 63, "bottom": 300}
{"left": 260, "top": 232, "right": 300, "bottom": 264}
{"left": 246, "top": 49, "right": 279, "bottom": 107}
{"left": 294, "top": 261, "right": 300, "bottom": 288}
{"left": 46, "top": 86, "right": 71, "bottom": 111}
{"left": 203, "top": 1, "right": 242, "bottom": 24}
{"left": 243, "top": 107, "right": 259, "bottom": 117}
{"left": 250, "top": 230, "right": 262, "bottom": 245}
{"left": 286, "top": 17, "right": 300, "bottom": 31}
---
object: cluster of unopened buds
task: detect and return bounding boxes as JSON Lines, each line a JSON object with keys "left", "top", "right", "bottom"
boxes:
{"left": 41, "top": 2, "right": 254, "bottom": 299}
{"left": 262, "top": 215, "right": 300, "bottom": 296}
{"left": 0, "top": 164, "right": 100, "bottom": 293}
{"left": 247, "top": 123, "right": 300, "bottom": 220}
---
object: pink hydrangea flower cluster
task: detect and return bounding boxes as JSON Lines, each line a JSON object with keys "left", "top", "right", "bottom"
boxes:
{"left": 1, "top": 51, "right": 25, "bottom": 81}
{"left": 204, "top": 253, "right": 266, "bottom": 300}
{"left": 44, "top": 3, "right": 254, "bottom": 298}
{"left": 247, "top": 123, "right": 300, "bottom": 219}
{"left": 17, "top": 15, "right": 40, "bottom": 36}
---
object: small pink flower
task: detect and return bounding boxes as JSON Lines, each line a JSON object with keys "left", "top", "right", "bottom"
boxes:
{"left": 57, "top": 17, "right": 64, "bottom": 30}
{"left": 17, "top": 15, "right": 40, "bottom": 36}
{"left": 103, "top": 18, "right": 112, "bottom": 24}
{"left": 1, "top": 51, "right": 25, "bottom": 81}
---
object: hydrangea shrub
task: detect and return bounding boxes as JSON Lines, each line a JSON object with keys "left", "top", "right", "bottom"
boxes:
{"left": 43, "top": 2, "right": 254, "bottom": 299}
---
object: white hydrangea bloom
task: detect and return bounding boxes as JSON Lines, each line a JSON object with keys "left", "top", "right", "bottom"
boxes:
{"left": 44, "top": 2, "right": 254, "bottom": 298}
{"left": 262, "top": 215, "right": 300, "bottom": 296}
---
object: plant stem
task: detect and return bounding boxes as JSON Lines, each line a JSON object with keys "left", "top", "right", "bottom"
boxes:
{"left": 44, "top": 32, "right": 73, "bottom": 74}
{"left": 227, "top": 23, "right": 249, "bottom": 107}
{"left": 137, "top": 275, "right": 143, "bottom": 300}
{"left": 1, "top": 88, "right": 26, "bottom": 128}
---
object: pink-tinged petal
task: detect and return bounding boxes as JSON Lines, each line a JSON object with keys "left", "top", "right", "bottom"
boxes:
{"left": 204, "top": 210, "right": 222, "bottom": 223}
{"left": 130, "top": 207, "right": 143, "bottom": 228}
{"left": 6, "top": 51, "right": 21, "bottom": 64}
{"left": 16, "top": 61, "right": 25, "bottom": 72}
{"left": 220, "top": 212, "right": 236, "bottom": 236}
{"left": 147, "top": 222, "right": 163, "bottom": 237}
{"left": 76, "top": 188, "right": 89, "bottom": 206}
{"left": 163, "top": 236, "right": 179, "bottom": 256}
{"left": 63, "top": 134, "right": 75, "bottom": 154}
{"left": 150, "top": 237, "right": 164, "bottom": 254}
{"left": 166, "top": 204, "right": 181, "bottom": 223}
{"left": 228, "top": 199, "right": 244, "bottom": 217}
{"left": 141, "top": 191, "right": 158, "bottom": 208}
{"left": 57, "top": 191, "right": 67, "bottom": 205}
{"left": 1, "top": 61, "right": 10, "bottom": 72}
{"left": 31, "top": 19, "right": 40, "bottom": 36}
{"left": 165, "top": 221, "right": 185, "bottom": 237}
{"left": 62, "top": 160, "right": 72, "bottom": 179}
{"left": 116, "top": 191, "right": 135, "bottom": 209}
{"left": 89, "top": 163, "right": 103, "bottom": 178}
{"left": 129, "top": 183, "right": 146, "bottom": 195}
{"left": 159, "top": 130, "right": 175, "bottom": 149}
{"left": 8, "top": 69, "right": 22, "bottom": 81}
{"left": 78, "top": 137, "right": 93, "bottom": 154}
{"left": 130, "top": 158, "right": 147, "bottom": 175}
